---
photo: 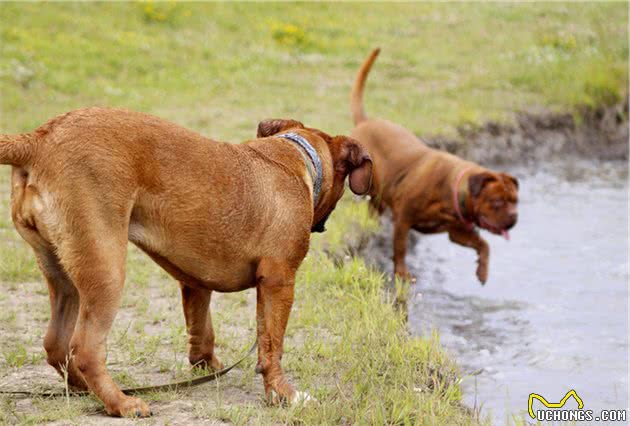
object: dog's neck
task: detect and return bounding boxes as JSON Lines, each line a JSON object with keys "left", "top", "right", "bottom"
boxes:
{"left": 276, "top": 132, "right": 323, "bottom": 206}
{"left": 452, "top": 167, "right": 476, "bottom": 230}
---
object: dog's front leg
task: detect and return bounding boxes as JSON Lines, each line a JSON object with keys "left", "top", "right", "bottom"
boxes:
{"left": 448, "top": 227, "right": 490, "bottom": 284}
{"left": 254, "top": 258, "right": 297, "bottom": 404}
{"left": 392, "top": 218, "right": 413, "bottom": 281}
{"left": 179, "top": 284, "right": 223, "bottom": 370}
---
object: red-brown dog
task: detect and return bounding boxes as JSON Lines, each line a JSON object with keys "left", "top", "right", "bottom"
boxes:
{"left": 350, "top": 49, "right": 518, "bottom": 284}
{"left": 0, "top": 108, "right": 372, "bottom": 417}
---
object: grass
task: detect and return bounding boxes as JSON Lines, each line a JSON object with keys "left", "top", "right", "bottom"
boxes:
{"left": 0, "top": 2, "right": 626, "bottom": 424}
{"left": 0, "top": 3, "right": 627, "bottom": 138}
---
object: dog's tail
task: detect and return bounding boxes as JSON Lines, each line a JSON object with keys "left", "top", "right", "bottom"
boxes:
{"left": 0, "top": 133, "right": 36, "bottom": 166}
{"left": 351, "top": 48, "right": 381, "bottom": 125}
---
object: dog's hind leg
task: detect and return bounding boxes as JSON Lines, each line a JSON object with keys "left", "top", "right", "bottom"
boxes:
{"left": 13, "top": 226, "right": 86, "bottom": 389}
{"left": 10, "top": 171, "right": 86, "bottom": 389}
{"left": 37, "top": 251, "right": 87, "bottom": 390}
{"left": 179, "top": 284, "right": 223, "bottom": 370}
{"left": 59, "top": 229, "right": 150, "bottom": 417}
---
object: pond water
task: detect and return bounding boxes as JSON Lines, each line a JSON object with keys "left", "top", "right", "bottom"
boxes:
{"left": 397, "top": 160, "right": 627, "bottom": 423}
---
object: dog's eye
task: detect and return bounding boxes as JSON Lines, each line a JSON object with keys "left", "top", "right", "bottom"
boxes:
{"left": 491, "top": 200, "right": 504, "bottom": 209}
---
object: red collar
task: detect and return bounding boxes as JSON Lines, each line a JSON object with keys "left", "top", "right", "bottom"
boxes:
{"left": 452, "top": 167, "right": 475, "bottom": 230}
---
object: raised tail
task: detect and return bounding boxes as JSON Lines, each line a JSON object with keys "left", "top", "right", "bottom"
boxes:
{"left": 0, "top": 133, "right": 35, "bottom": 166}
{"left": 351, "top": 48, "right": 381, "bottom": 125}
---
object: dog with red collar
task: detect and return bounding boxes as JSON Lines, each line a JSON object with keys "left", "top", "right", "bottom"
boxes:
{"left": 350, "top": 48, "right": 519, "bottom": 284}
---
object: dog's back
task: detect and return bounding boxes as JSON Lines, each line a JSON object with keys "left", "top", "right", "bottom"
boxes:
{"left": 2, "top": 108, "right": 313, "bottom": 288}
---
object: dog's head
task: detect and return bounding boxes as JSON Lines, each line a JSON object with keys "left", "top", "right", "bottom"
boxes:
{"left": 468, "top": 171, "right": 519, "bottom": 238}
{"left": 257, "top": 119, "right": 373, "bottom": 233}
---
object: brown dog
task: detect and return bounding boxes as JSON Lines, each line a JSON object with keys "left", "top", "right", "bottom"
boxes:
{"left": 0, "top": 108, "right": 372, "bottom": 417}
{"left": 350, "top": 49, "right": 518, "bottom": 284}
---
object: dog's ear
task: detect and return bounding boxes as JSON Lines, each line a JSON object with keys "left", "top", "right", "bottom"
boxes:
{"left": 257, "top": 119, "right": 304, "bottom": 138}
{"left": 468, "top": 172, "right": 497, "bottom": 198}
{"left": 501, "top": 173, "right": 519, "bottom": 190}
{"left": 337, "top": 137, "right": 373, "bottom": 195}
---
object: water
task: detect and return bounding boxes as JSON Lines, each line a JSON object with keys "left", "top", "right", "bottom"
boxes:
{"left": 402, "top": 160, "right": 628, "bottom": 424}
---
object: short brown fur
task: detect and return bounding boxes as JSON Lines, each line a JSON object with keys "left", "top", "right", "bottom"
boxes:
{"left": 0, "top": 108, "right": 372, "bottom": 417}
{"left": 350, "top": 49, "right": 518, "bottom": 283}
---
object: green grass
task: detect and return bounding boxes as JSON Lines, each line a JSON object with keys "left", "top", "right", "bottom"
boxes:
{"left": 0, "top": 2, "right": 626, "bottom": 424}
{"left": 0, "top": 3, "right": 627, "bottom": 138}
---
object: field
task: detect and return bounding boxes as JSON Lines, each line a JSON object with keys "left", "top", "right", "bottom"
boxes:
{"left": 0, "top": 2, "right": 627, "bottom": 424}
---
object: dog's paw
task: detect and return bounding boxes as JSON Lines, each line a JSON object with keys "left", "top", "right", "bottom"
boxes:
{"left": 476, "top": 263, "right": 488, "bottom": 285}
{"left": 189, "top": 353, "right": 224, "bottom": 371}
{"left": 395, "top": 268, "right": 416, "bottom": 283}
{"left": 108, "top": 396, "right": 152, "bottom": 418}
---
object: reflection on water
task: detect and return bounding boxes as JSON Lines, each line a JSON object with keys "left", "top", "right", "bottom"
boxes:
{"left": 375, "top": 160, "right": 628, "bottom": 424}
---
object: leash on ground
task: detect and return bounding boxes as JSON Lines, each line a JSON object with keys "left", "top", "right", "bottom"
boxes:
{"left": 0, "top": 341, "right": 257, "bottom": 398}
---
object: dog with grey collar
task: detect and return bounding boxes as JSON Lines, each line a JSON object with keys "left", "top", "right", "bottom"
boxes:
{"left": 0, "top": 109, "right": 372, "bottom": 417}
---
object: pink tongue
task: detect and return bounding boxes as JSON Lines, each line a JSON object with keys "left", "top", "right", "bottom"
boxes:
{"left": 501, "top": 230, "right": 510, "bottom": 241}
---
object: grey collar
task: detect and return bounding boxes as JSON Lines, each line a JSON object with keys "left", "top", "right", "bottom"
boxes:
{"left": 277, "top": 132, "right": 323, "bottom": 205}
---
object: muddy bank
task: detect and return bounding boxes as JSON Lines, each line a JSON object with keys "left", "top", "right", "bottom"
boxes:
{"left": 425, "top": 97, "right": 629, "bottom": 164}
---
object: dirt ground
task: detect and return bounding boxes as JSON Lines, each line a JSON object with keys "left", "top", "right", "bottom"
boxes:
{"left": 0, "top": 270, "right": 265, "bottom": 425}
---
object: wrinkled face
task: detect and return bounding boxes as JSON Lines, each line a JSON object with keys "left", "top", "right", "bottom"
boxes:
{"left": 257, "top": 119, "right": 373, "bottom": 233}
{"left": 469, "top": 172, "right": 519, "bottom": 238}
